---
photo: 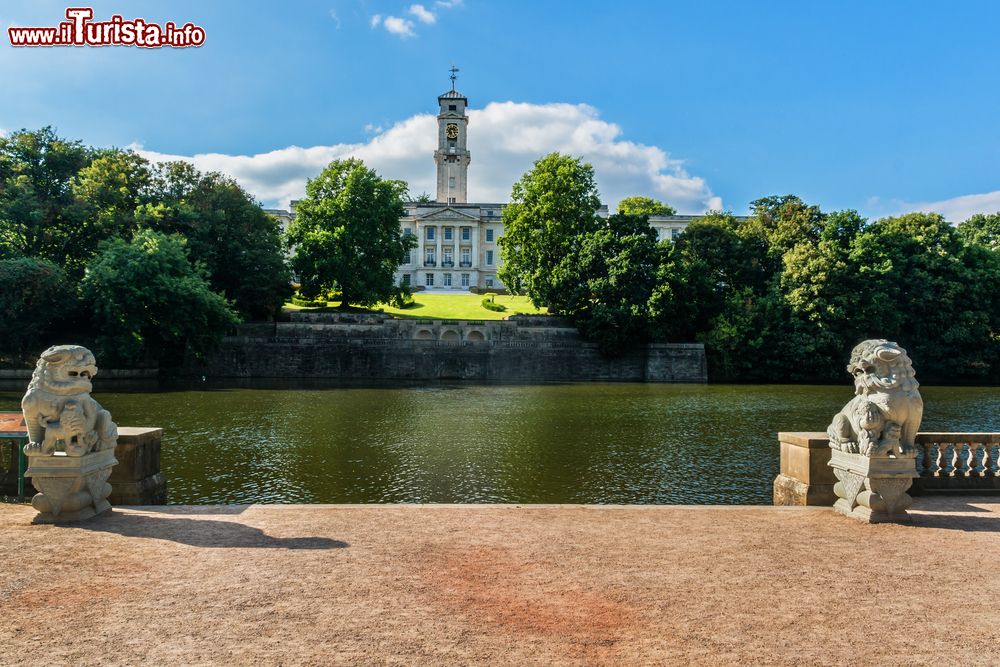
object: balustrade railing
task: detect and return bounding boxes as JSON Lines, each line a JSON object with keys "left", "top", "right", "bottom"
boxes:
{"left": 914, "top": 433, "right": 1000, "bottom": 491}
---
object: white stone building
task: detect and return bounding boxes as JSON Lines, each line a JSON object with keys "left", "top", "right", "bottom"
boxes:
{"left": 269, "top": 78, "right": 704, "bottom": 293}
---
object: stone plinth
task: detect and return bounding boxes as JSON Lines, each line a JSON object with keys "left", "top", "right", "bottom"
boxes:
{"left": 773, "top": 432, "right": 838, "bottom": 505}
{"left": 829, "top": 449, "right": 916, "bottom": 523}
{"left": 25, "top": 448, "right": 117, "bottom": 524}
{"left": 109, "top": 427, "right": 166, "bottom": 505}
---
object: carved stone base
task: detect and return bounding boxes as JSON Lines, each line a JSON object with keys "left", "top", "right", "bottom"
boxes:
{"left": 829, "top": 449, "right": 915, "bottom": 523}
{"left": 25, "top": 448, "right": 117, "bottom": 524}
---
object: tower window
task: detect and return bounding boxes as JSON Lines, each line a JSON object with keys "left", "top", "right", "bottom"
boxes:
{"left": 449, "top": 177, "right": 456, "bottom": 189}
{"left": 449, "top": 104, "right": 456, "bottom": 111}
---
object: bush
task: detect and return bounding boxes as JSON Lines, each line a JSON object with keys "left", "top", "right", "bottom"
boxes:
{"left": 397, "top": 293, "right": 417, "bottom": 309}
{"left": 291, "top": 295, "right": 328, "bottom": 308}
{"left": 482, "top": 296, "right": 506, "bottom": 312}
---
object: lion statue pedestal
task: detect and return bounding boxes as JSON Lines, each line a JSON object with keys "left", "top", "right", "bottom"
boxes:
{"left": 21, "top": 345, "right": 118, "bottom": 524}
{"left": 826, "top": 339, "right": 922, "bottom": 523}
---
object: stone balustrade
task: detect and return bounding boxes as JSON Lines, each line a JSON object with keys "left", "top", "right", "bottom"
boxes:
{"left": 915, "top": 433, "right": 1000, "bottom": 492}
{"left": 774, "top": 431, "right": 1000, "bottom": 505}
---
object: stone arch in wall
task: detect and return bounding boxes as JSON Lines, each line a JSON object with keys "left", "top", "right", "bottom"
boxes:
{"left": 441, "top": 329, "right": 461, "bottom": 342}
{"left": 415, "top": 329, "right": 435, "bottom": 340}
{"left": 465, "top": 329, "right": 486, "bottom": 343}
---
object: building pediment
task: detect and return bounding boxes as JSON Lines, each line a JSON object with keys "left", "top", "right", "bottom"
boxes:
{"left": 417, "top": 207, "right": 481, "bottom": 222}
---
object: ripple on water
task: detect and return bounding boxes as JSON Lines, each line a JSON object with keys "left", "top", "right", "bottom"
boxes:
{"left": 1, "top": 382, "right": 997, "bottom": 504}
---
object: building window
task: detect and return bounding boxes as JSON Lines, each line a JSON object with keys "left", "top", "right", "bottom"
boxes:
{"left": 449, "top": 104, "right": 456, "bottom": 111}
{"left": 486, "top": 228, "right": 494, "bottom": 242}
{"left": 461, "top": 249, "right": 471, "bottom": 266}
{"left": 486, "top": 209, "right": 495, "bottom": 217}
{"left": 485, "top": 278, "right": 494, "bottom": 288}
{"left": 461, "top": 273, "right": 469, "bottom": 288}
{"left": 486, "top": 250, "right": 493, "bottom": 265}
{"left": 449, "top": 197, "right": 455, "bottom": 204}
{"left": 426, "top": 226, "right": 435, "bottom": 240}
{"left": 462, "top": 227, "right": 470, "bottom": 241}
{"left": 444, "top": 227, "right": 453, "bottom": 240}
{"left": 449, "top": 176, "right": 456, "bottom": 189}
{"left": 402, "top": 274, "right": 411, "bottom": 286}
{"left": 404, "top": 228, "right": 413, "bottom": 237}
{"left": 444, "top": 273, "right": 452, "bottom": 287}
{"left": 426, "top": 273, "right": 434, "bottom": 287}
{"left": 425, "top": 248, "right": 435, "bottom": 264}
{"left": 405, "top": 251, "right": 412, "bottom": 265}
{"left": 671, "top": 228, "right": 680, "bottom": 241}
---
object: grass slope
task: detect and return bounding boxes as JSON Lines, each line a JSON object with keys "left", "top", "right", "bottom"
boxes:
{"left": 285, "top": 292, "right": 546, "bottom": 321}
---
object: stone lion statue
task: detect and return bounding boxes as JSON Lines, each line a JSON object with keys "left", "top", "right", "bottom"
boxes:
{"left": 827, "top": 339, "right": 922, "bottom": 457}
{"left": 22, "top": 345, "right": 117, "bottom": 457}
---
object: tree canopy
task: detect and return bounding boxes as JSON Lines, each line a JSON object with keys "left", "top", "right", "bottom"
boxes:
{"left": 617, "top": 196, "right": 676, "bottom": 217}
{"left": 497, "top": 152, "right": 602, "bottom": 312}
{"left": 0, "top": 127, "right": 291, "bottom": 365}
{"left": 81, "top": 230, "right": 239, "bottom": 365}
{"left": 287, "top": 158, "right": 414, "bottom": 308}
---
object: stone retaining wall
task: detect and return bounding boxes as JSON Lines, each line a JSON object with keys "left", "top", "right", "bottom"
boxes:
{"left": 194, "top": 316, "right": 707, "bottom": 383}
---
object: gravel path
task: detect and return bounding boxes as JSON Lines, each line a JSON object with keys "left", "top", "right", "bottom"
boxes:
{"left": 2, "top": 498, "right": 999, "bottom": 666}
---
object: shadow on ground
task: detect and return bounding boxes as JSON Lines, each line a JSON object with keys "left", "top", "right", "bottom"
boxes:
{"left": 80, "top": 511, "right": 348, "bottom": 549}
{"left": 910, "top": 497, "right": 1000, "bottom": 532}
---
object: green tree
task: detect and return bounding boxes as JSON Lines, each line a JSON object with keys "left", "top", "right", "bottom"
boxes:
{"left": 617, "top": 195, "right": 676, "bottom": 217}
{"left": 849, "top": 212, "right": 1000, "bottom": 381}
{"left": 497, "top": 153, "right": 602, "bottom": 312}
{"left": 81, "top": 230, "right": 239, "bottom": 365}
{"left": 557, "top": 213, "right": 660, "bottom": 353}
{"left": 958, "top": 212, "right": 1000, "bottom": 251}
{"left": 0, "top": 257, "right": 69, "bottom": 361}
{"left": 744, "top": 195, "right": 825, "bottom": 264}
{"left": 71, "top": 148, "right": 153, "bottom": 249}
{"left": 0, "top": 127, "right": 93, "bottom": 273}
{"left": 286, "top": 158, "right": 413, "bottom": 308}
{"left": 138, "top": 162, "right": 291, "bottom": 319}
{"left": 778, "top": 210, "right": 873, "bottom": 379}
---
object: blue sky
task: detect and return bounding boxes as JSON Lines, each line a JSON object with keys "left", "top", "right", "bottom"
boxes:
{"left": 2, "top": 0, "right": 999, "bottom": 218}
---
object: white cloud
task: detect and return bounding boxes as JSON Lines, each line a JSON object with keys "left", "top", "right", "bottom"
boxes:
{"left": 369, "top": 14, "right": 382, "bottom": 28}
{"left": 382, "top": 16, "right": 416, "bottom": 37}
{"left": 408, "top": 4, "right": 436, "bottom": 24}
{"left": 434, "top": 0, "right": 463, "bottom": 7}
{"left": 895, "top": 191, "right": 1000, "bottom": 223}
{"left": 133, "top": 101, "right": 721, "bottom": 214}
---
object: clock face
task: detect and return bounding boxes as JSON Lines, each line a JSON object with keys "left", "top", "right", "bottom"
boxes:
{"left": 446, "top": 123, "right": 459, "bottom": 140}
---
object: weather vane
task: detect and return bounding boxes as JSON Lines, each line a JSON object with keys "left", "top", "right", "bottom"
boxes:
{"left": 449, "top": 64, "right": 459, "bottom": 91}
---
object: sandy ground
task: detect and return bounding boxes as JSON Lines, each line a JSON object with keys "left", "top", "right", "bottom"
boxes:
{"left": 2, "top": 498, "right": 999, "bottom": 666}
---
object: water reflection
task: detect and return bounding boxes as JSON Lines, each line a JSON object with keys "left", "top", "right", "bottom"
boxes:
{"left": 1, "top": 382, "right": 997, "bottom": 505}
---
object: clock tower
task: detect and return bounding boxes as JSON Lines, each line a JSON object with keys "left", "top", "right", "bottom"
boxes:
{"left": 434, "top": 66, "right": 470, "bottom": 204}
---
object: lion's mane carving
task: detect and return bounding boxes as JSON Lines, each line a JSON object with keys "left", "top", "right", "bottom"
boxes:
{"left": 827, "top": 339, "right": 922, "bottom": 457}
{"left": 22, "top": 345, "right": 117, "bottom": 457}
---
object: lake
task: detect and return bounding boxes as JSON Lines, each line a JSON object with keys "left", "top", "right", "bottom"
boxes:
{"left": 2, "top": 382, "right": 998, "bottom": 504}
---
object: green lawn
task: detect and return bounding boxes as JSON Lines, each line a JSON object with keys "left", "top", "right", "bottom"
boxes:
{"left": 285, "top": 292, "right": 547, "bottom": 320}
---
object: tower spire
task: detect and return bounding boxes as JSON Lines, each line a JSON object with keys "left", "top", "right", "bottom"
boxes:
{"left": 449, "top": 64, "right": 459, "bottom": 91}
